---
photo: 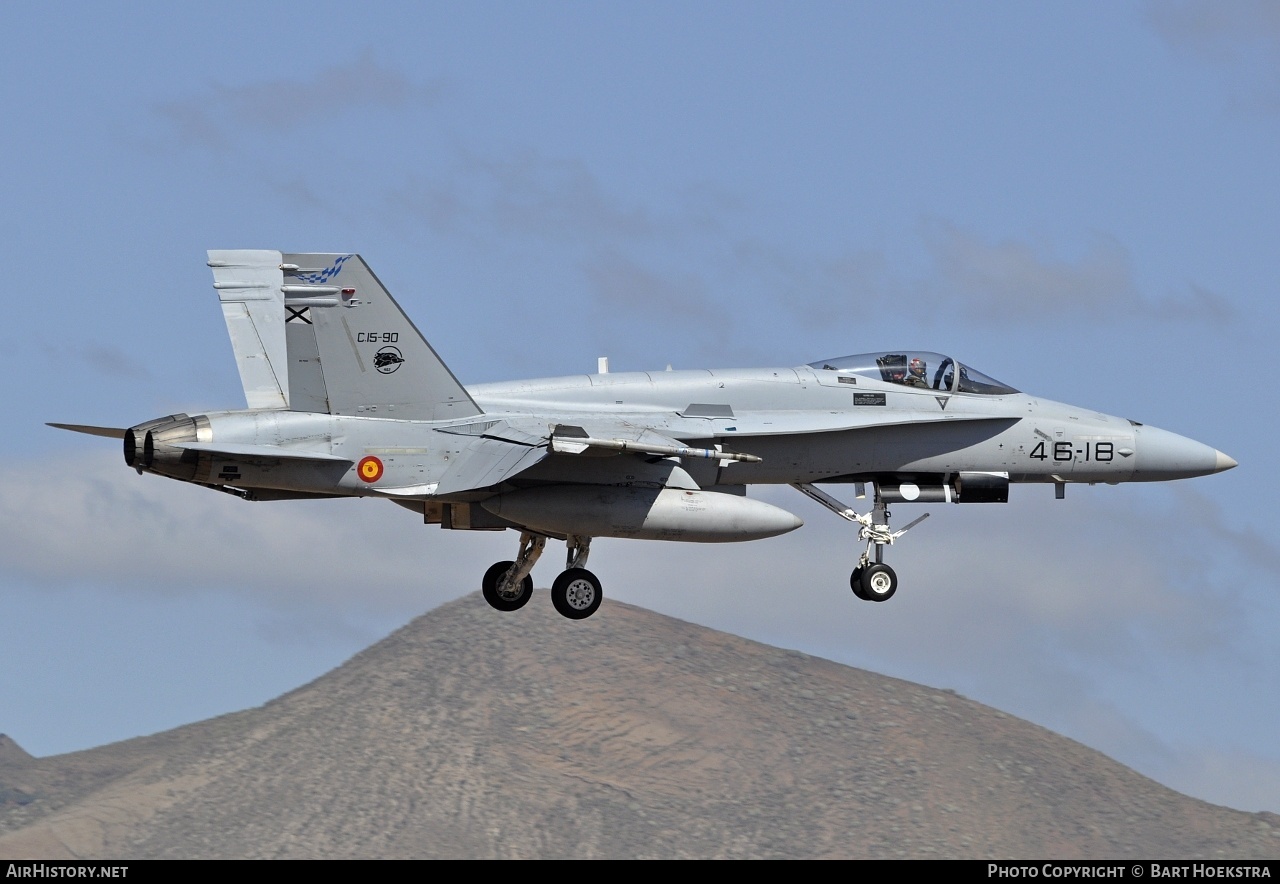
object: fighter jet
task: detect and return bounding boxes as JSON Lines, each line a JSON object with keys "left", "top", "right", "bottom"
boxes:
{"left": 51, "top": 251, "right": 1237, "bottom": 619}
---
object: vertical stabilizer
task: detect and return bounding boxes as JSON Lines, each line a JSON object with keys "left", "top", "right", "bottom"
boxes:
{"left": 281, "top": 253, "right": 483, "bottom": 421}
{"left": 208, "top": 250, "right": 289, "bottom": 410}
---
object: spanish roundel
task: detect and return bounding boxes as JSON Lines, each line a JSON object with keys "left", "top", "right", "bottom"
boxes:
{"left": 357, "top": 455, "right": 384, "bottom": 483}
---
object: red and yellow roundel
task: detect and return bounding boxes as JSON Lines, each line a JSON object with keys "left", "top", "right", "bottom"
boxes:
{"left": 357, "top": 455, "right": 384, "bottom": 483}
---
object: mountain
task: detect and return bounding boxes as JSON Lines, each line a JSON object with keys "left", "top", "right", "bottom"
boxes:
{"left": 1, "top": 592, "right": 1276, "bottom": 859}
{"left": 0, "top": 737, "right": 32, "bottom": 767}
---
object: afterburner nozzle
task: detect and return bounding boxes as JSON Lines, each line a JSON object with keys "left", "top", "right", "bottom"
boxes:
{"left": 123, "top": 413, "right": 209, "bottom": 481}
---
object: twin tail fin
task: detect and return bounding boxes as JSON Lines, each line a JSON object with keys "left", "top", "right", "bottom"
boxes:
{"left": 207, "top": 250, "right": 482, "bottom": 421}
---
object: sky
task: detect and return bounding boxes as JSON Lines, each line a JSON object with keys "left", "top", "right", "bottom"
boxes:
{"left": 2, "top": 1, "right": 1278, "bottom": 814}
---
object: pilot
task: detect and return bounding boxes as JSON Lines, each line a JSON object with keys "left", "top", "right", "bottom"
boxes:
{"left": 904, "top": 357, "right": 928, "bottom": 387}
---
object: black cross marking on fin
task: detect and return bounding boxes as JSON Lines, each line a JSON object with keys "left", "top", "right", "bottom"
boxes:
{"left": 286, "top": 306, "right": 312, "bottom": 324}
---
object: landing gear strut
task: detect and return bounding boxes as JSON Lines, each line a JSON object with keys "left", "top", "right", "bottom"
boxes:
{"left": 481, "top": 532, "right": 542, "bottom": 612}
{"left": 550, "top": 535, "right": 602, "bottom": 619}
{"left": 481, "top": 532, "right": 604, "bottom": 619}
{"left": 794, "top": 482, "right": 928, "bottom": 604}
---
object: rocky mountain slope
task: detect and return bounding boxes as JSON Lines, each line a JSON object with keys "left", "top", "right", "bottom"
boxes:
{"left": 2, "top": 593, "right": 1276, "bottom": 858}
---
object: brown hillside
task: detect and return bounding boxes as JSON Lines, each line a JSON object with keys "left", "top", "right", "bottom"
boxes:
{"left": 1, "top": 592, "right": 1276, "bottom": 859}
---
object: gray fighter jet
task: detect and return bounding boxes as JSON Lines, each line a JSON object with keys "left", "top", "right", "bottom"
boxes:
{"left": 51, "top": 251, "right": 1237, "bottom": 619}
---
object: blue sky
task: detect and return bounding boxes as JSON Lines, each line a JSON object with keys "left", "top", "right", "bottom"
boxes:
{"left": 3, "top": 1, "right": 1278, "bottom": 812}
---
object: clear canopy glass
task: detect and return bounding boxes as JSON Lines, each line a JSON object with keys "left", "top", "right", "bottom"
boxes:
{"left": 808, "top": 351, "right": 1018, "bottom": 396}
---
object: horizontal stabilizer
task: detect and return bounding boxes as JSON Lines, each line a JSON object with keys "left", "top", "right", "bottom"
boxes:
{"left": 47, "top": 423, "right": 127, "bottom": 439}
{"left": 172, "top": 442, "right": 352, "bottom": 463}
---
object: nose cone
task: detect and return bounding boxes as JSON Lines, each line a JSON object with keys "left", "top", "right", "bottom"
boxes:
{"left": 772, "top": 509, "right": 806, "bottom": 536}
{"left": 1136, "top": 425, "right": 1237, "bottom": 481}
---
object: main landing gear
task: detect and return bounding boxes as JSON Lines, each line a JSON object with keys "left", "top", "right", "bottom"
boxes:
{"left": 793, "top": 483, "right": 930, "bottom": 603}
{"left": 482, "top": 532, "right": 602, "bottom": 620}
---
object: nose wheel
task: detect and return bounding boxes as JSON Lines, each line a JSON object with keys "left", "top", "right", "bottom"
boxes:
{"left": 852, "top": 562, "right": 898, "bottom": 601}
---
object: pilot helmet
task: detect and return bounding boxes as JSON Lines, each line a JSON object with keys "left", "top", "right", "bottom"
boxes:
{"left": 909, "top": 357, "right": 926, "bottom": 377}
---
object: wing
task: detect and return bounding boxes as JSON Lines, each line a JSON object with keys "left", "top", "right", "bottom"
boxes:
{"left": 364, "top": 420, "right": 550, "bottom": 499}
{"left": 370, "top": 419, "right": 738, "bottom": 500}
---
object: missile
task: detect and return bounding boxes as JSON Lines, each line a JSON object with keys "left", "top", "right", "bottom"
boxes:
{"left": 549, "top": 433, "right": 762, "bottom": 464}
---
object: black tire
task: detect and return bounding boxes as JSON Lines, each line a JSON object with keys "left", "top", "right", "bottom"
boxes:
{"left": 860, "top": 563, "right": 897, "bottom": 602}
{"left": 482, "top": 560, "right": 533, "bottom": 612}
{"left": 551, "top": 568, "right": 603, "bottom": 620}
{"left": 850, "top": 567, "right": 870, "bottom": 600}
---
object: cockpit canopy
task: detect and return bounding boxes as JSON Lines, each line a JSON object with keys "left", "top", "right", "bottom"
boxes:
{"left": 809, "top": 351, "right": 1018, "bottom": 396}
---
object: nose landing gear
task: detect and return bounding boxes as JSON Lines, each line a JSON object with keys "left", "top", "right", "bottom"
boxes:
{"left": 794, "top": 483, "right": 928, "bottom": 604}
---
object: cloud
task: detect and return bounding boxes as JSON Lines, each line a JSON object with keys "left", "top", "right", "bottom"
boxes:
{"left": 576, "top": 247, "right": 774, "bottom": 368}
{"left": 736, "top": 222, "right": 1234, "bottom": 331}
{"left": 0, "top": 450, "right": 499, "bottom": 617}
{"left": 1147, "top": 1, "right": 1280, "bottom": 63}
{"left": 383, "top": 152, "right": 757, "bottom": 362}
{"left": 807, "top": 217, "right": 1229, "bottom": 328}
{"left": 388, "top": 148, "right": 656, "bottom": 242}
{"left": 1146, "top": 0, "right": 1280, "bottom": 111}
{"left": 916, "top": 221, "right": 1235, "bottom": 324}
{"left": 1174, "top": 484, "right": 1280, "bottom": 579}
{"left": 79, "top": 344, "right": 149, "bottom": 379}
{"left": 463, "top": 149, "right": 655, "bottom": 238}
{"left": 37, "top": 343, "right": 149, "bottom": 381}
{"left": 271, "top": 177, "right": 336, "bottom": 213}
{"left": 155, "top": 52, "right": 443, "bottom": 150}
{"left": 582, "top": 248, "right": 716, "bottom": 318}
{"left": 723, "top": 237, "right": 891, "bottom": 329}
{"left": 922, "top": 222, "right": 1136, "bottom": 317}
